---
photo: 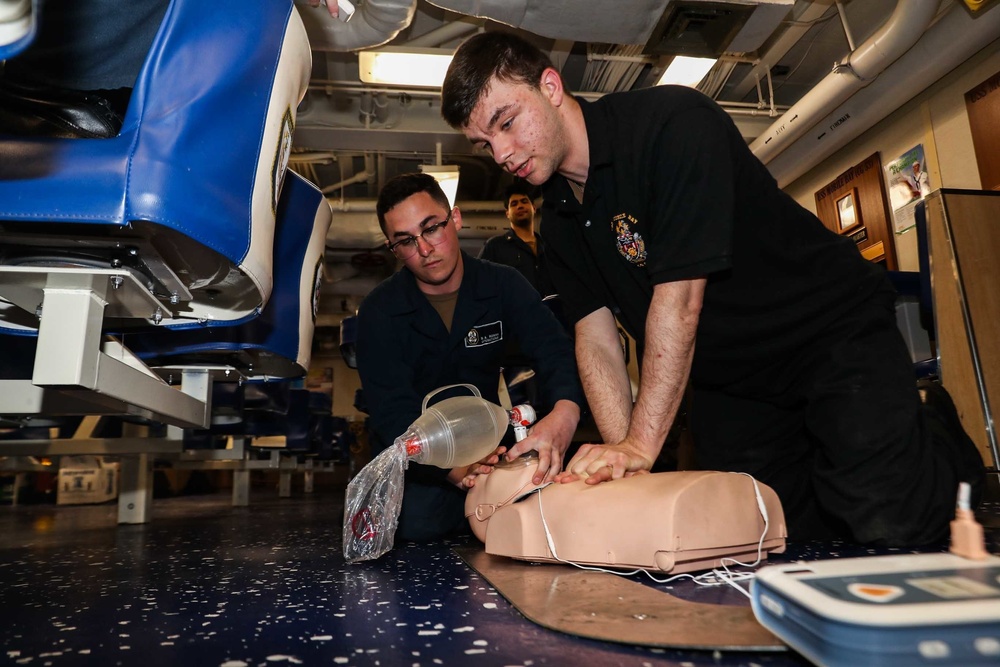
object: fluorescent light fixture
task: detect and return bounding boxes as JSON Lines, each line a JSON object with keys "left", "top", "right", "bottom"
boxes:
{"left": 419, "top": 164, "right": 461, "bottom": 209}
{"left": 656, "top": 56, "right": 716, "bottom": 88}
{"left": 358, "top": 47, "right": 454, "bottom": 88}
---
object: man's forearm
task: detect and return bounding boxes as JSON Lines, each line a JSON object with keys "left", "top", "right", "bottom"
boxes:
{"left": 575, "top": 308, "right": 633, "bottom": 444}
{"left": 534, "top": 399, "right": 581, "bottom": 451}
{"left": 626, "top": 279, "right": 703, "bottom": 460}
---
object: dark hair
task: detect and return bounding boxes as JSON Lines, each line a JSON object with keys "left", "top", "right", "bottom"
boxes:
{"left": 375, "top": 172, "right": 451, "bottom": 235}
{"left": 441, "top": 31, "right": 555, "bottom": 129}
{"left": 503, "top": 181, "right": 535, "bottom": 209}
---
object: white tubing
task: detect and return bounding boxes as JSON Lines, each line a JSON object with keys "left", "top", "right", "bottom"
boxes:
{"left": 751, "top": 0, "right": 940, "bottom": 164}
{"left": 767, "top": 3, "right": 1000, "bottom": 188}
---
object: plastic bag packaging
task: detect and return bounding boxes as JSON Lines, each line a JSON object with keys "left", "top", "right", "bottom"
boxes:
{"left": 342, "top": 441, "right": 407, "bottom": 563}
{"left": 343, "top": 384, "right": 534, "bottom": 563}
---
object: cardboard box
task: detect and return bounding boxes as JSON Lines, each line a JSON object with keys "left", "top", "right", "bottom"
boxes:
{"left": 57, "top": 456, "right": 119, "bottom": 505}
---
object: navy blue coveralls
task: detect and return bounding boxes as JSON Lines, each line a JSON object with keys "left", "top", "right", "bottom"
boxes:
{"left": 356, "top": 253, "right": 583, "bottom": 541}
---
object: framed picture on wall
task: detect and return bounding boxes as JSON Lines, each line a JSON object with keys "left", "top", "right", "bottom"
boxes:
{"left": 836, "top": 189, "right": 861, "bottom": 234}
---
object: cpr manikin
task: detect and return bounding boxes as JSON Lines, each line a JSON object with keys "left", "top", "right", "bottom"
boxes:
{"left": 466, "top": 456, "right": 788, "bottom": 574}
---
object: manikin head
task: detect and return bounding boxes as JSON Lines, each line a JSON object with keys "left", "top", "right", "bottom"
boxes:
{"left": 376, "top": 172, "right": 465, "bottom": 295}
{"left": 465, "top": 454, "right": 547, "bottom": 542}
{"left": 442, "top": 32, "right": 576, "bottom": 187}
{"left": 504, "top": 182, "right": 535, "bottom": 233}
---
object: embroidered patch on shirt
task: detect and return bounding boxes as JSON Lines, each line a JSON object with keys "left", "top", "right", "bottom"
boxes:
{"left": 465, "top": 321, "right": 503, "bottom": 347}
{"left": 612, "top": 213, "right": 647, "bottom": 266}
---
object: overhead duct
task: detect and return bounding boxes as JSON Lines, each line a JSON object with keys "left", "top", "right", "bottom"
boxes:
{"left": 424, "top": 0, "right": 791, "bottom": 51}
{"left": 766, "top": 2, "right": 1000, "bottom": 188}
{"left": 750, "top": 0, "right": 940, "bottom": 165}
{"left": 295, "top": 0, "right": 417, "bottom": 51}
{"left": 404, "top": 16, "right": 483, "bottom": 47}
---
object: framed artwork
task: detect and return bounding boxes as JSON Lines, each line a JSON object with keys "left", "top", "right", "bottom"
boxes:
{"left": 813, "top": 153, "right": 896, "bottom": 269}
{"left": 836, "top": 189, "right": 861, "bottom": 234}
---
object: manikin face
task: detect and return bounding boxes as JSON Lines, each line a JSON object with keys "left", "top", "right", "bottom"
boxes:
{"left": 463, "top": 72, "right": 570, "bottom": 187}
{"left": 383, "top": 191, "right": 464, "bottom": 295}
{"left": 506, "top": 193, "right": 535, "bottom": 229}
{"left": 465, "top": 455, "right": 546, "bottom": 543}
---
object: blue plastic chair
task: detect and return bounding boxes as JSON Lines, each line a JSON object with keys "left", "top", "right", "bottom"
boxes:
{"left": 0, "top": 0, "right": 312, "bottom": 330}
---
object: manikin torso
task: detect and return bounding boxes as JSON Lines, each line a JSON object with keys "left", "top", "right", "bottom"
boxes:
{"left": 466, "top": 456, "right": 788, "bottom": 574}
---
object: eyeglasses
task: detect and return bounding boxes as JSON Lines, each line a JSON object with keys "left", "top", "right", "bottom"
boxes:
{"left": 386, "top": 210, "right": 454, "bottom": 259}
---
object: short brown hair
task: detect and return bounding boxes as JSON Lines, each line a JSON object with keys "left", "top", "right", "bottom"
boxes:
{"left": 441, "top": 32, "right": 554, "bottom": 129}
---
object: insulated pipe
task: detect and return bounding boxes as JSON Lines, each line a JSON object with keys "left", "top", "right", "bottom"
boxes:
{"left": 323, "top": 153, "right": 375, "bottom": 195}
{"left": 322, "top": 170, "right": 372, "bottom": 195}
{"left": 404, "top": 17, "right": 481, "bottom": 47}
{"left": 327, "top": 199, "right": 504, "bottom": 212}
{"left": 295, "top": 0, "right": 417, "bottom": 52}
{"left": 289, "top": 152, "right": 339, "bottom": 163}
{"left": 766, "top": 3, "right": 1000, "bottom": 188}
{"left": 424, "top": 0, "right": 669, "bottom": 43}
{"left": 750, "top": 0, "right": 940, "bottom": 164}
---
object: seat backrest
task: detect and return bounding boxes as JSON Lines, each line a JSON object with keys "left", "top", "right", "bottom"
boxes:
{"left": 0, "top": 0, "right": 37, "bottom": 60}
{"left": 0, "top": 0, "right": 312, "bottom": 323}
{"left": 125, "top": 171, "right": 333, "bottom": 380}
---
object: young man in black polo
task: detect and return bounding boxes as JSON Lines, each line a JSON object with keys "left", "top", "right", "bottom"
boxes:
{"left": 440, "top": 31, "right": 985, "bottom": 547}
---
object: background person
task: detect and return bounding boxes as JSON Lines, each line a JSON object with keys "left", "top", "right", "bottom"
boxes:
{"left": 479, "top": 181, "right": 550, "bottom": 295}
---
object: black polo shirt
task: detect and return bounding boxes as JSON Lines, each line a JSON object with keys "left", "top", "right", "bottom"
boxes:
{"left": 479, "top": 229, "right": 554, "bottom": 296}
{"left": 540, "top": 85, "right": 891, "bottom": 389}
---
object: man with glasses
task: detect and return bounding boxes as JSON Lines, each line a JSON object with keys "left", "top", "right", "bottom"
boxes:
{"left": 355, "top": 172, "right": 583, "bottom": 542}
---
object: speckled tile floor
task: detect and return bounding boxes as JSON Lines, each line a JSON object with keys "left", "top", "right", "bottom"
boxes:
{"left": 1, "top": 488, "right": 997, "bottom": 667}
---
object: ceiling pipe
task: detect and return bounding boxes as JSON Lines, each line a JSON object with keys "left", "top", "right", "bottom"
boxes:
{"left": 294, "top": 0, "right": 417, "bottom": 52}
{"left": 424, "top": 0, "right": 670, "bottom": 43}
{"left": 289, "top": 151, "right": 338, "bottom": 163}
{"left": 322, "top": 169, "right": 372, "bottom": 195}
{"left": 404, "top": 16, "right": 482, "bottom": 47}
{"left": 835, "top": 1, "right": 857, "bottom": 51}
{"left": 326, "top": 204, "right": 509, "bottom": 249}
{"left": 767, "top": 2, "right": 1000, "bottom": 188}
{"left": 750, "top": 0, "right": 940, "bottom": 164}
{"left": 728, "top": 1, "right": 833, "bottom": 102}
{"left": 328, "top": 199, "right": 504, "bottom": 212}
{"left": 323, "top": 153, "right": 375, "bottom": 195}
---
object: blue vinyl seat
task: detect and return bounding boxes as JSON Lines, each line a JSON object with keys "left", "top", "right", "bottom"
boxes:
{"left": 0, "top": 0, "right": 312, "bottom": 331}
{"left": 126, "top": 171, "right": 332, "bottom": 381}
{"left": 0, "top": 0, "right": 37, "bottom": 61}
{"left": 0, "top": 0, "right": 318, "bottom": 429}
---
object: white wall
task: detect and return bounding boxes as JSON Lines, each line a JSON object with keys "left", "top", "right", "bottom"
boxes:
{"left": 783, "top": 36, "right": 1000, "bottom": 271}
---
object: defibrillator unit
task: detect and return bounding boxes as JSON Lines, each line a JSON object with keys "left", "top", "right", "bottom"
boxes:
{"left": 750, "top": 552, "right": 1000, "bottom": 666}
